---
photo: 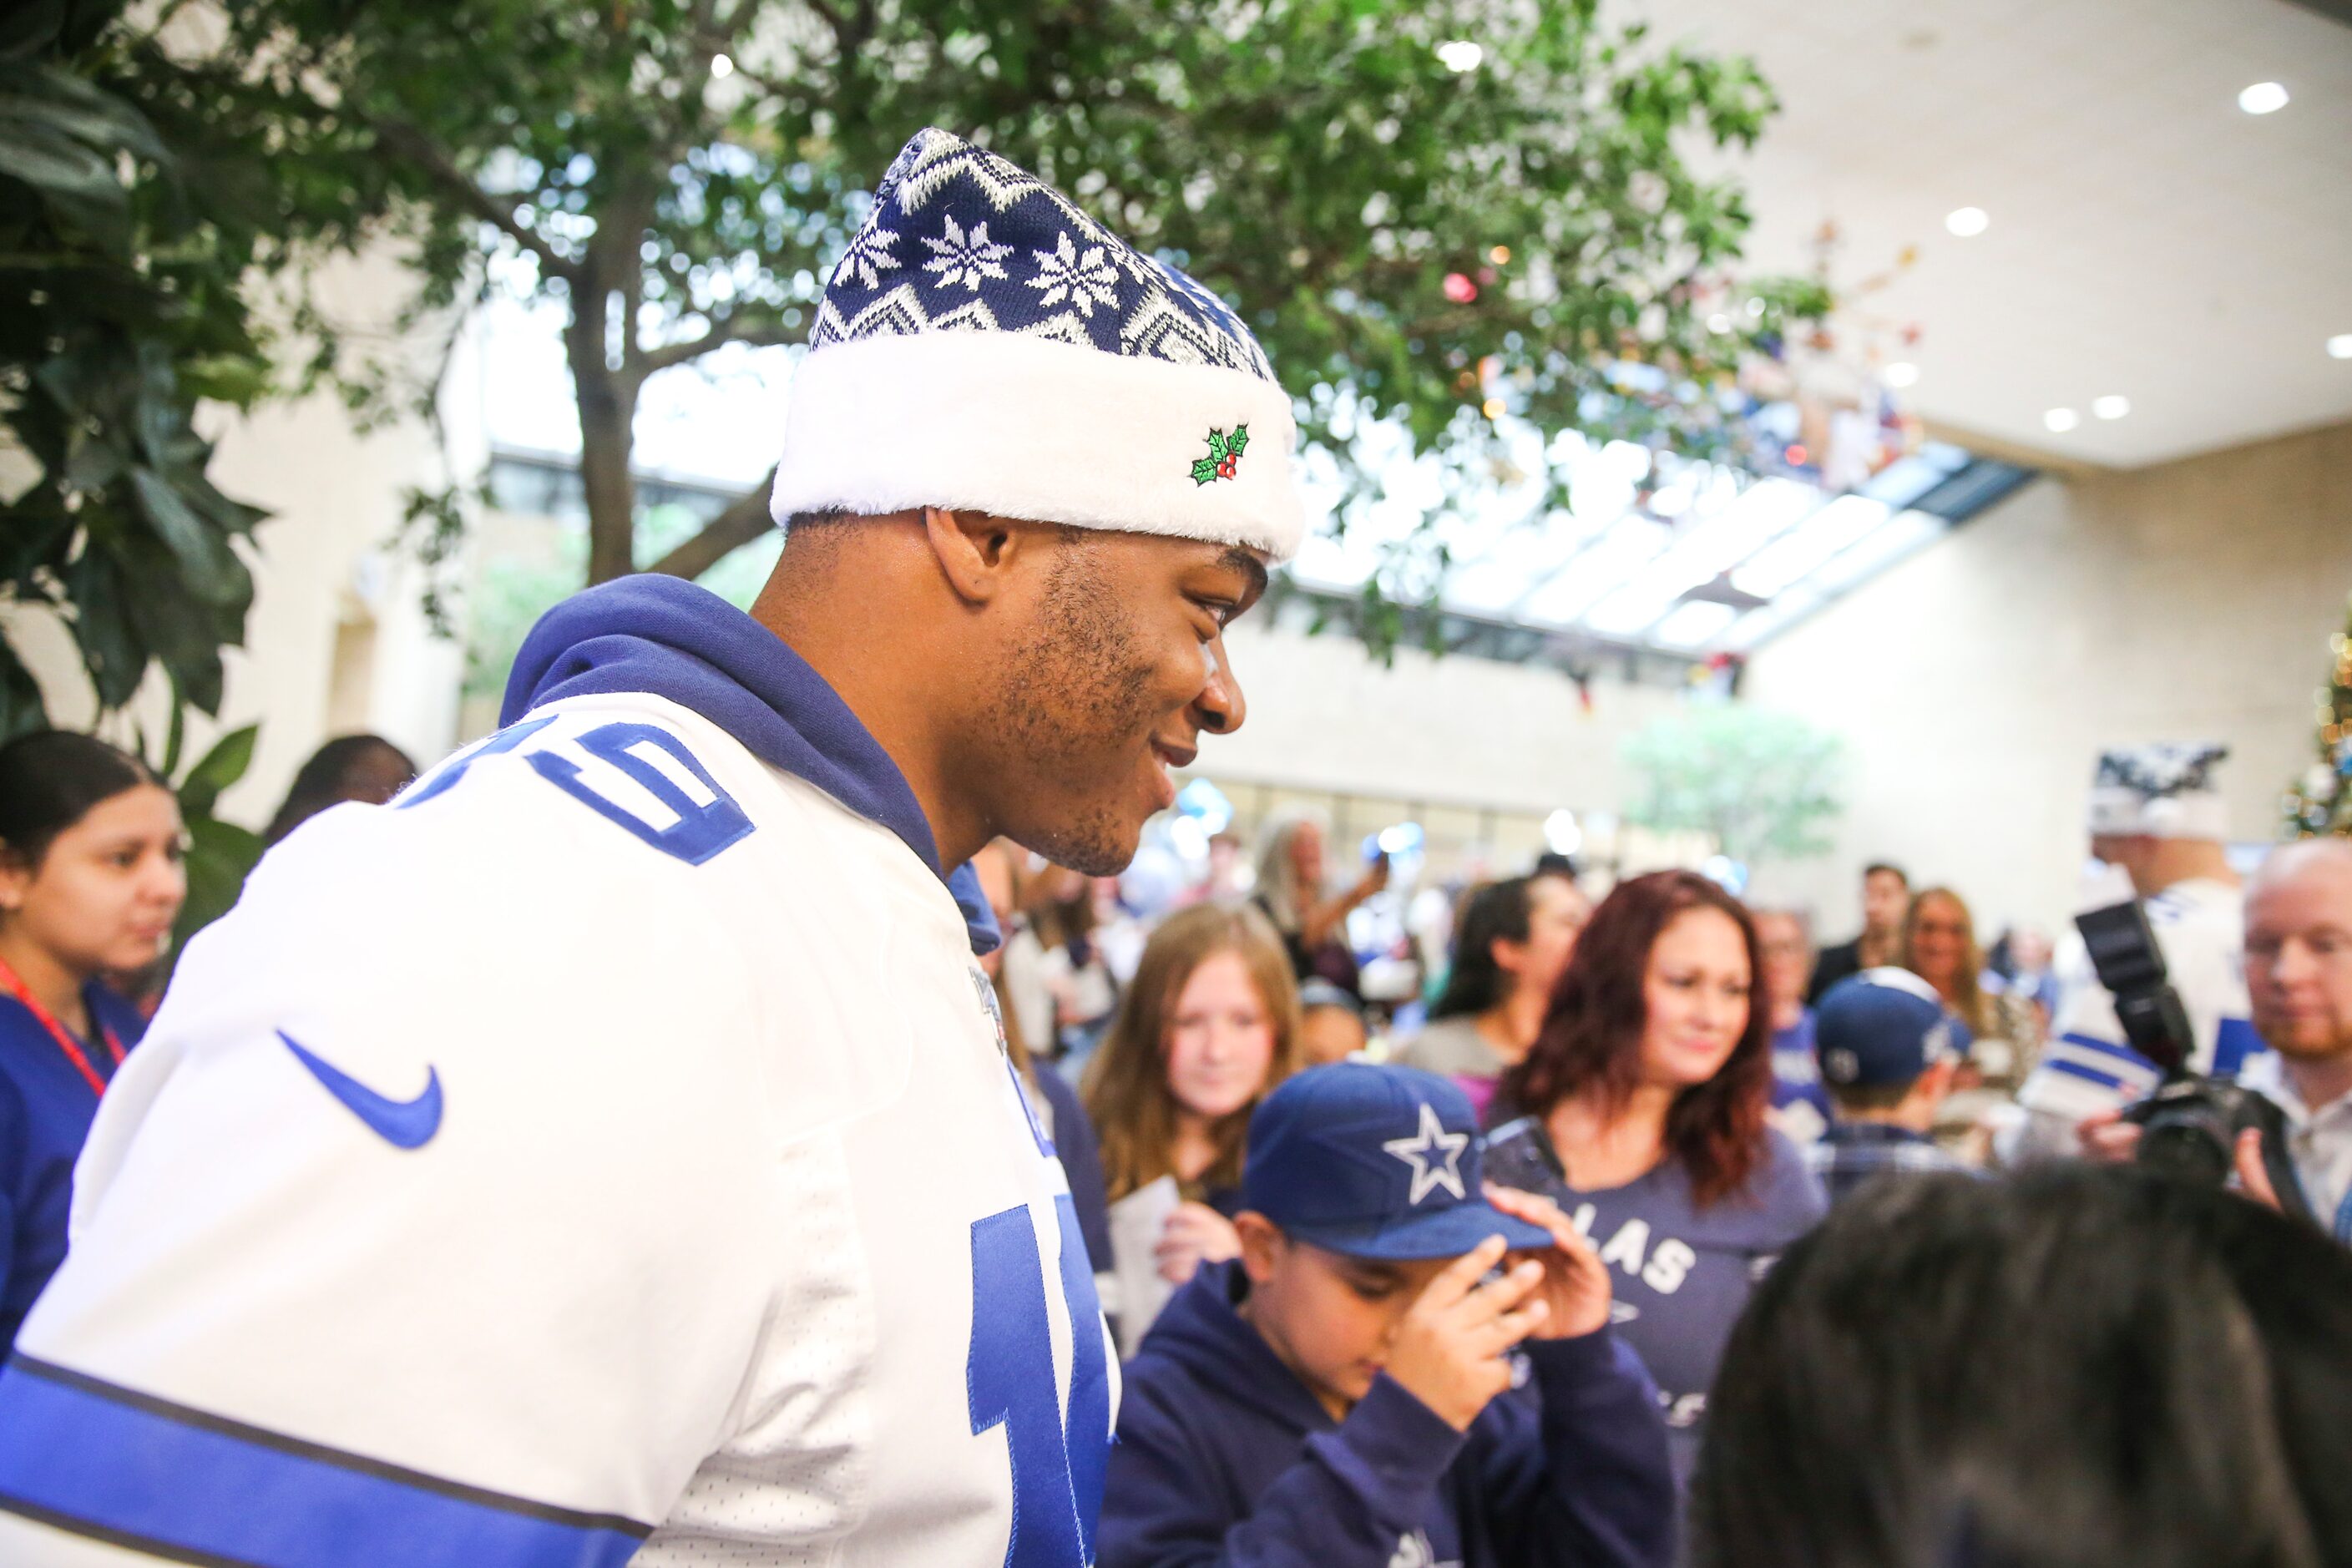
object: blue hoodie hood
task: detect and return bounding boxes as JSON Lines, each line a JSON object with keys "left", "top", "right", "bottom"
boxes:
{"left": 501, "top": 574, "right": 999, "bottom": 954}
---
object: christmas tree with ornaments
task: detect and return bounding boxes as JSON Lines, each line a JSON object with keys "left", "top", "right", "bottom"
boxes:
{"left": 2286, "top": 594, "right": 2352, "bottom": 838}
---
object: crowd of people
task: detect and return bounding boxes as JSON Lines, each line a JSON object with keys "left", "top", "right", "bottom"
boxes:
{"left": 0, "top": 128, "right": 2346, "bottom": 1568}
{"left": 4, "top": 711, "right": 2350, "bottom": 1565}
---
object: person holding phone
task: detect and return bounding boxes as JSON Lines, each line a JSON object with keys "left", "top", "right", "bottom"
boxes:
{"left": 1253, "top": 810, "right": 1388, "bottom": 998}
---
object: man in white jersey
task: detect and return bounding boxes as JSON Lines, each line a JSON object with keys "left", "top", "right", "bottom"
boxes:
{"left": 2007, "top": 742, "right": 2263, "bottom": 1163}
{"left": 0, "top": 128, "right": 1304, "bottom": 1565}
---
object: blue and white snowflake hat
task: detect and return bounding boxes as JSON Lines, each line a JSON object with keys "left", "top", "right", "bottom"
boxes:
{"left": 768, "top": 128, "right": 1305, "bottom": 562}
{"left": 2087, "top": 741, "right": 2230, "bottom": 839}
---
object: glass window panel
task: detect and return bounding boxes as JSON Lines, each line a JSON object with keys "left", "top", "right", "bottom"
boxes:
{"left": 1518, "top": 515, "right": 1671, "bottom": 626}
{"left": 1439, "top": 511, "right": 1588, "bottom": 615}
{"left": 1731, "top": 495, "right": 1890, "bottom": 598}
{"left": 1648, "top": 599, "right": 1741, "bottom": 650}
{"left": 1806, "top": 508, "right": 1945, "bottom": 594}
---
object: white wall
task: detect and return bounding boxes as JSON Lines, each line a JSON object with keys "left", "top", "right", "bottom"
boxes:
{"left": 1207, "top": 620, "right": 1687, "bottom": 818}
{"left": 1743, "top": 418, "right": 2352, "bottom": 939}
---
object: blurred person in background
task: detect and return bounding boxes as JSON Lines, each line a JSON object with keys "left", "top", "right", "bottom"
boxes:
{"left": 1295, "top": 977, "right": 1369, "bottom": 1065}
{"left": 2081, "top": 839, "right": 2352, "bottom": 1236}
{"left": 261, "top": 733, "right": 417, "bottom": 847}
{"left": 1086, "top": 903, "right": 1303, "bottom": 1337}
{"left": 1691, "top": 1167, "right": 2352, "bottom": 1568}
{"left": 1032, "top": 861, "right": 1123, "bottom": 1067}
{"left": 1896, "top": 888, "right": 1993, "bottom": 1046}
{"left": 1485, "top": 871, "right": 1827, "bottom": 1489}
{"left": 1803, "top": 971, "right": 1975, "bottom": 1206}
{"left": 0, "top": 733, "right": 185, "bottom": 1354}
{"left": 971, "top": 841, "right": 1112, "bottom": 1277}
{"left": 1254, "top": 809, "right": 1388, "bottom": 998}
{"left": 1753, "top": 908, "right": 1830, "bottom": 1146}
{"left": 1396, "top": 872, "right": 1590, "bottom": 1121}
{"left": 2014, "top": 743, "right": 2257, "bottom": 1162}
{"left": 1804, "top": 862, "right": 1907, "bottom": 1004}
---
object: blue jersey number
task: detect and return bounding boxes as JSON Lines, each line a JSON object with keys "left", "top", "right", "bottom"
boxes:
{"left": 968, "top": 1198, "right": 1110, "bottom": 1567}
{"left": 400, "top": 717, "right": 751, "bottom": 867}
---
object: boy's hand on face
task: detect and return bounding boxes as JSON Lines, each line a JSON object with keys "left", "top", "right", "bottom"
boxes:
{"left": 1484, "top": 1184, "right": 1613, "bottom": 1340}
{"left": 1381, "top": 1236, "right": 1548, "bottom": 1431}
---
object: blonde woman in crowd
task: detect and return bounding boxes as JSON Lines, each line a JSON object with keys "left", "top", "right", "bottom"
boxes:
{"left": 1252, "top": 809, "right": 1387, "bottom": 997}
{"left": 1085, "top": 903, "right": 1303, "bottom": 1343}
{"left": 1900, "top": 886, "right": 2039, "bottom": 1082}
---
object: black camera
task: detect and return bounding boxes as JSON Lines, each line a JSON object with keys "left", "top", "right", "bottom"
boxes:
{"left": 2074, "top": 900, "right": 2313, "bottom": 1222}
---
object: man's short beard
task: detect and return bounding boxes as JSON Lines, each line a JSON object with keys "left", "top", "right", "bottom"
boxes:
{"left": 983, "top": 535, "right": 1159, "bottom": 877}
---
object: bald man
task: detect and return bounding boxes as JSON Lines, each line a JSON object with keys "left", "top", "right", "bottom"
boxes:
{"left": 2084, "top": 839, "right": 2352, "bottom": 1237}
{"left": 2233, "top": 840, "right": 2352, "bottom": 1234}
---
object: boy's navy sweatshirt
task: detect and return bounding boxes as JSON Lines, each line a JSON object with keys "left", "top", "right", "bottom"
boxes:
{"left": 1101, "top": 1260, "right": 1675, "bottom": 1568}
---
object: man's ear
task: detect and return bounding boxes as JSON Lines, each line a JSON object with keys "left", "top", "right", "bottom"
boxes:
{"left": 1236, "top": 1211, "right": 1284, "bottom": 1285}
{"left": 920, "top": 506, "right": 1024, "bottom": 606}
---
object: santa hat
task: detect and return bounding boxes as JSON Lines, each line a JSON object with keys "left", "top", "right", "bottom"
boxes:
{"left": 2086, "top": 741, "right": 2230, "bottom": 839}
{"left": 769, "top": 129, "right": 1306, "bottom": 562}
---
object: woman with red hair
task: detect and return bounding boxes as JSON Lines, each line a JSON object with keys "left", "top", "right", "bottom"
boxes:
{"left": 1485, "top": 870, "right": 1826, "bottom": 1490}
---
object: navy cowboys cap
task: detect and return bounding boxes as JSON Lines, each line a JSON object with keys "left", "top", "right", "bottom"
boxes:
{"left": 1814, "top": 968, "right": 1960, "bottom": 1090}
{"left": 770, "top": 128, "right": 1306, "bottom": 561}
{"left": 1242, "top": 1063, "right": 1552, "bottom": 1261}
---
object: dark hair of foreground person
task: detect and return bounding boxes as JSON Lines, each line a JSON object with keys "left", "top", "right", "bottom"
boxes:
{"left": 1691, "top": 1166, "right": 2352, "bottom": 1568}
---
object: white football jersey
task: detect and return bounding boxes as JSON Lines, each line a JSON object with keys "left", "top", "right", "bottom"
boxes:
{"left": 0, "top": 690, "right": 1115, "bottom": 1566}
{"left": 2013, "top": 877, "right": 2263, "bottom": 1146}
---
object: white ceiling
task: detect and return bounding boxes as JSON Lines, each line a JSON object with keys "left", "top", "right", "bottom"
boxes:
{"left": 1626, "top": 0, "right": 2352, "bottom": 468}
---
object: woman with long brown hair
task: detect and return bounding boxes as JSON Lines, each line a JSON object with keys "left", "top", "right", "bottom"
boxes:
{"left": 1485, "top": 870, "right": 1826, "bottom": 1490}
{"left": 1085, "top": 902, "right": 1303, "bottom": 1342}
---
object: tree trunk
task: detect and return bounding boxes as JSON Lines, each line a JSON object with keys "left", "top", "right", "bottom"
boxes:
{"left": 564, "top": 267, "right": 640, "bottom": 584}
{"left": 643, "top": 472, "right": 779, "bottom": 581}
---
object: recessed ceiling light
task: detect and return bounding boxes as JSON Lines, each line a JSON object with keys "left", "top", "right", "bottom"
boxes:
{"left": 1945, "top": 206, "right": 1990, "bottom": 237}
{"left": 2045, "top": 407, "right": 2080, "bottom": 433}
{"left": 2092, "top": 395, "right": 2131, "bottom": 420}
{"left": 2239, "top": 81, "right": 2289, "bottom": 115}
{"left": 1884, "top": 362, "right": 1920, "bottom": 388}
{"left": 2329, "top": 333, "right": 2352, "bottom": 360}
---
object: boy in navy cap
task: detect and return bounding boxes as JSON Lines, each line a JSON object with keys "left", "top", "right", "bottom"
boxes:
{"left": 1100, "top": 1063, "right": 1675, "bottom": 1568}
{"left": 1804, "top": 969, "right": 1978, "bottom": 1206}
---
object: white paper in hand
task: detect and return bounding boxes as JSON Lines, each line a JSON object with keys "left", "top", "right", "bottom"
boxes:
{"left": 1107, "top": 1175, "right": 1182, "bottom": 1359}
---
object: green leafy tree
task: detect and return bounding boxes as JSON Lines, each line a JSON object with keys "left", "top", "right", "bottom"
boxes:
{"left": 0, "top": 0, "right": 387, "bottom": 740}
{"left": 1621, "top": 701, "right": 1844, "bottom": 866}
{"left": 203, "top": 0, "right": 1816, "bottom": 603}
{"left": 163, "top": 716, "right": 264, "bottom": 953}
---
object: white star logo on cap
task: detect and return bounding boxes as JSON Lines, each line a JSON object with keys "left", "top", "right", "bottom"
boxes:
{"left": 1383, "top": 1101, "right": 1469, "bottom": 1206}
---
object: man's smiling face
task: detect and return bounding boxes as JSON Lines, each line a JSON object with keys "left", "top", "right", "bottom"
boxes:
{"left": 978, "top": 527, "right": 1266, "bottom": 876}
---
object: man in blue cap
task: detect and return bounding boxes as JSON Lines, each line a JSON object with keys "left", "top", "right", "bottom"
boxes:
{"left": 1101, "top": 1063, "right": 1675, "bottom": 1568}
{"left": 1804, "top": 969, "right": 1978, "bottom": 1206}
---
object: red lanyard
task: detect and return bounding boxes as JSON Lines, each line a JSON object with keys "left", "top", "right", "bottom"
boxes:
{"left": 0, "top": 955, "right": 123, "bottom": 1099}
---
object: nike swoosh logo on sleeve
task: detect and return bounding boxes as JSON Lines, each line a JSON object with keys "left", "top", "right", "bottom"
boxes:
{"left": 278, "top": 1030, "right": 443, "bottom": 1150}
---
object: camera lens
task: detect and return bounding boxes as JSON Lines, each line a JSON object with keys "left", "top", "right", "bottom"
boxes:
{"left": 2137, "top": 1120, "right": 2234, "bottom": 1188}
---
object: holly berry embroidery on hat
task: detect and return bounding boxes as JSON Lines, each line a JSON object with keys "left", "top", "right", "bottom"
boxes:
{"left": 1190, "top": 424, "right": 1251, "bottom": 485}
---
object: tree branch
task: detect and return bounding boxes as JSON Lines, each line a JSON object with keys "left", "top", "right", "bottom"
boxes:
{"left": 635, "top": 315, "right": 807, "bottom": 380}
{"left": 643, "top": 475, "right": 778, "bottom": 580}
{"left": 368, "top": 117, "right": 581, "bottom": 283}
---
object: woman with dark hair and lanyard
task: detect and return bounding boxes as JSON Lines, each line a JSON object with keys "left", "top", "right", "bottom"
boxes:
{"left": 0, "top": 731, "right": 185, "bottom": 1353}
